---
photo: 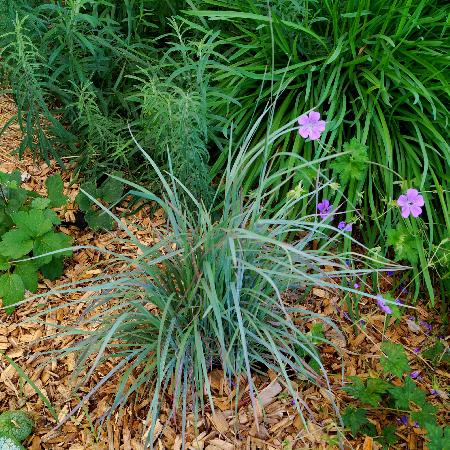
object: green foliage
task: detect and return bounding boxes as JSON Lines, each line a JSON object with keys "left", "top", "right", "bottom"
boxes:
{"left": 342, "top": 343, "right": 446, "bottom": 447}
{"left": 425, "top": 424, "right": 450, "bottom": 450}
{"left": 410, "top": 402, "right": 438, "bottom": 428}
{"left": 380, "top": 342, "right": 410, "bottom": 378}
{"left": 388, "top": 377, "right": 426, "bottom": 410}
{"left": 45, "top": 174, "right": 68, "bottom": 208}
{"left": 386, "top": 226, "right": 419, "bottom": 265}
{"left": 181, "top": 0, "right": 450, "bottom": 301}
{"left": 342, "top": 407, "right": 372, "bottom": 436}
{"left": 331, "top": 139, "right": 368, "bottom": 185}
{"left": 0, "top": 411, "right": 34, "bottom": 442}
{"left": 308, "top": 323, "right": 326, "bottom": 345}
{"left": 132, "top": 76, "right": 213, "bottom": 202}
{"left": 75, "top": 174, "right": 124, "bottom": 231}
{"left": 0, "top": 13, "right": 77, "bottom": 163}
{"left": 2, "top": 0, "right": 448, "bottom": 300}
{"left": 0, "top": 0, "right": 214, "bottom": 199}
{"left": 423, "top": 340, "right": 450, "bottom": 366}
{"left": 342, "top": 376, "right": 389, "bottom": 407}
{"left": 378, "top": 426, "right": 399, "bottom": 449}
{"left": 0, "top": 171, "right": 72, "bottom": 314}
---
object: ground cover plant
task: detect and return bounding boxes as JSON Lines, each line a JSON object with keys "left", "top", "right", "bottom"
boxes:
{"left": 0, "top": 171, "right": 72, "bottom": 314}
{"left": 342, "top": 342, "right": 449, "bottom": 449}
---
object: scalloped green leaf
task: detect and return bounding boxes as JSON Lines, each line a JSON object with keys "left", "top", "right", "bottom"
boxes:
{"left": 12, "top": 209, "right": 53, "bottom": 239}
{"left": 32, "top": 231, "right": 72, "bottom": 265}
{"left": 342, "top": 406, "right": 370, "bottom": 436}
{"left": 31, "top": 197, "right": 51, "bottom": 210}
{"left": 75, "top": 181, "right": 98, "bottom": 212}
{"left": 0, "top": 229, "right": 33, "bottom": 259}
{"left": 45, "top": 174, "right": 68, "bottom": 208}
{"left": 98, "top": 174, "right": 124, "bottom": 203}
{"left": 85, "top": 210, "right": 114, "bottom": 231}
{"left": 386, "top": 226, "right": 418, "bottom": 265}
{"left": 14, "top": 262, "right": 39, "bottom": 293}
{"left": 0, "top": 411, "right": 34, "bottom": 442}
{"left": 0, "top": 273, "right": 25, "bottom": 314}
{"left": 342, "top": 376, "right": 390, "bottom": 407}
{"left": 425, "top": 424, "right": 450, "bottom": 450}
{"left": 40, "top": 257, "right": 64, "bottom": 281}
{"left": 331, "top": 138, "right": 368, "bottom": 185}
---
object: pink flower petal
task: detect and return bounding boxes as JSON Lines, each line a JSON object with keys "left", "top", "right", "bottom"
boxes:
{"left": 309, "top": 129, "right": 321, "bottom": 140}
{"left": 401, "top": 206, "right": 411, "bottom": 218}
{"left": 397, "top": 195, "right": 408, "bottom": 207}
{"left": 298, "top": 114, "right": 309, "bottom": 126}
{"left": 309, "top": 111, "right": 321, "bottom": 122}
{"left": 410, "top": 205, "right": 423, "bottom": 217}
{"left": 298, "top": 127, "right": 310, "bottom": 138}
{"left": 415, "top": 195, "right": 424, "bottom": 207}
{"left": 316, "top": 120, "right": 326, "bottom": 132}
{"left": 406, "top": 188, "right": 419, "bottom": 201}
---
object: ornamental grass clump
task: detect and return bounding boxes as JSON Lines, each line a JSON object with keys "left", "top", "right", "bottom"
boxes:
{"left": 31, "top": 117, "right": 394, "bottom": 447}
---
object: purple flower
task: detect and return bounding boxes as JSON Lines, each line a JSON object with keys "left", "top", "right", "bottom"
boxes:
{"left": 338, "top": 221, "right": 353, "bottom": 232}
{"left": 376, "top": 295, "right": 392, "bottom": 314}
{"left": 430, "top": 389, "right": 438, "bottom": 395}
{"left": 387, "top": 271, "right": 394, "bottom": 276}
{"left": 413, "top": 347, "right": 421, "bottom": 354}
{"left": 410, "top": 370, "right": 420, "bottom": 379}
{"left": 317, "top": 199, "right": 333, "bottom": 220}
{"left": 397, "top": 189, "right": 424, "bottom": 218}
{"left": 395, "top": 298, "right": 403, "bottom": 305}
{"left": 398, "top": 415, "right": 408, "bottom": 426}
{"left": 298, "top": 111, "right": 326, "bottom": 141}
{"left": 413, "top": 421, "right": 420, "bottom": 429}
{"left": 420, "top": 321, "right": 432, "bottom": 332}
{"left": 359, "top": 319, "right": 366, "bottom": 325}
{"left": 354, "top": 283, "right": 360, "bottom": 289}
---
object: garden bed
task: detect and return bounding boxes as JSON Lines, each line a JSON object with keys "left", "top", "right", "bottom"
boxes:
{"left": 0, "top": 95, "right": 448, "bottom": 449}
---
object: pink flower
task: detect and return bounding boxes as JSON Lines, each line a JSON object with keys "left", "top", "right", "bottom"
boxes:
{"left": 298, "top": 111, "right": 326, "bottom": 141}
{"left": 397, "top": 189, "right": 424, "bottom": 218}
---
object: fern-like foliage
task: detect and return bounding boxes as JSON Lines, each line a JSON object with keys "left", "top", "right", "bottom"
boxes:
{"left": 0, "top": 14, "right": 77, "bottom": 163}
{"left": 135, "top": 76, "right": 212, "bottom": 202}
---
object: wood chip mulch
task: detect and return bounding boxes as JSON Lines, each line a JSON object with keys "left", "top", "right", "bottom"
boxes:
{"left": 0, "top": 95, "right": 448, "bottom": 449}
